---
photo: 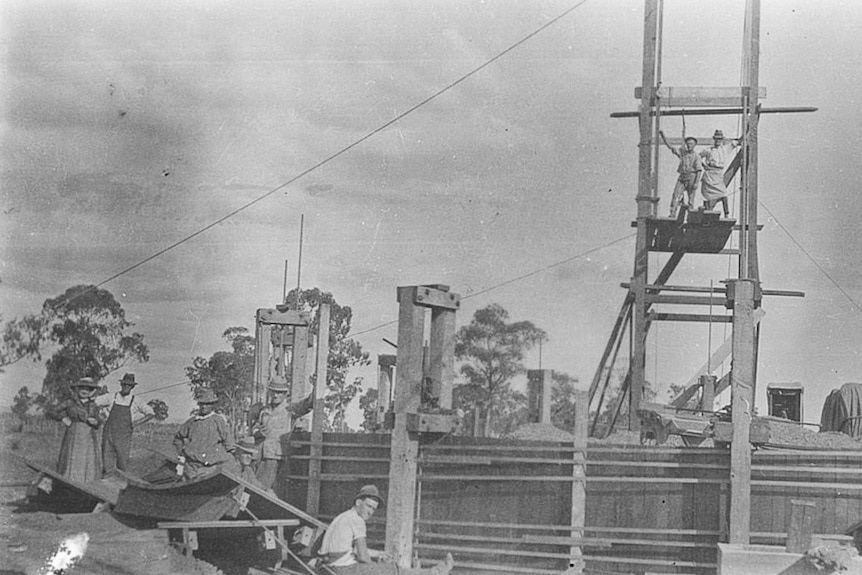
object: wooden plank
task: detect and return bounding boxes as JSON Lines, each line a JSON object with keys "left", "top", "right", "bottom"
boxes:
{"left": 442, "top": 560, "right": 561, "bottom": 575}
{"left": 647, "top": 312, "right": 732, "bottom": 323}
{"left": 421, "top": 518, "right": 723, "bottom": 535}
{"left": 16, "top": 454, "right": 122, "bottom": 505}
{"left": 386, "top": 286, "right": 426, "bottom": 566}
{"left": 407, "top": 285, "right": 461, "bottom": 311}
{"left": 658, "top": 136, "right": 730, "bottom": 147}
{"left": 570, "top": 390, "right": 588, "bottom": 565}
{"left": 751, "top": 480, "right": 862, "bottom": 491}
{"left": 610, "top": 105, "right": 817, "bottom": 118}
{"left": 645, "top": 294, "right": 726, "bottom": 306}
{"left": 306, "top": 303, "right": 330, "bottom": 516}
{"left": 729, "top": 280, "right": 757, "bottom": 544}
{"left": 419, "top": 475, "right": 580, "bottom": 483}
{"left": 158, "top": 519, "right": 300, "bottom": 529}
{"left": 429, "top": 306, "right": 456, "bottom": 408}
{"left": 257, "top": 308, "right": 310, "bottom": 326}
{"left": 227, "top": 470, "right": 327, "bottom": 529}
{"left": 635, "top": 86, "right": 767, "bottom": 106}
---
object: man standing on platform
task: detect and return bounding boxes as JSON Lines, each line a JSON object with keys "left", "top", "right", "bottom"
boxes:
{"left": 96, "top": 372, "right": 154, "bottom": 476}
{"left": 252, "top": 374, "right": 314, "bottom": 490}
{"left": 660, "top": 131, "right": 703, "bottom": 217}
{"left": 699, "top": 129, "right": 740, "bottom": 218}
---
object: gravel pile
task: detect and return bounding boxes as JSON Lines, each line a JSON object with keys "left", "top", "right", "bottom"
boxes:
{"left": 766, "top": 418, "right": 862, "bottom": 450}
{"left": 505, "top": 418, "right": 862, "bottom": 450}
{"left": 504, "top": 422, "right": 575, "bottom": 442}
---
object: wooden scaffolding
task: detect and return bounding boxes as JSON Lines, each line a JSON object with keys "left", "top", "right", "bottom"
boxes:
{"left": 589, "top": 0, "right": 813, "bottom": 545}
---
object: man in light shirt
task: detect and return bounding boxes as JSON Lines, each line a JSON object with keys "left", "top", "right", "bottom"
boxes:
{"left": 318, "top": 484, "right": 454, "bottom": 574}
{"left": 95, "top": 372, "right": 154, "bottom": 476}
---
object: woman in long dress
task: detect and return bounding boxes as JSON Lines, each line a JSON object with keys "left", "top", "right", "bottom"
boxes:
{"left": 55, "top": 377, "right": 103, "bottom": 482}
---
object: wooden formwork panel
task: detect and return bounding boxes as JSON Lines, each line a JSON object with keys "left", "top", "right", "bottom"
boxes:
{"left": 280, "top": 434, "right": 862, "bottom": 575}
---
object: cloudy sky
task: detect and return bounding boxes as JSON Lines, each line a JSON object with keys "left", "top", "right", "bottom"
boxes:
{"left": 2, "top": 0, "right": 861, "bottom": 424}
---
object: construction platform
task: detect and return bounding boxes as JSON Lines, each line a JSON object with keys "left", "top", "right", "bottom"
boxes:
{"left": 639, "top": 209, "right": 736, "bottom": 253}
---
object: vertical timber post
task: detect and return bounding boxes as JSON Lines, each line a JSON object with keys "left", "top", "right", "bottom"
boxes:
{"left": 700, "top": 374, "right": 716, "bottom": 411}
{"left": 386, "top": 285, "right": 459, "bottom": 568}
{"left": 429, "top": 308, "right": 455, "bottom": 409}
{"left": 386, "top": 286, "right": 426, "bottom": 567}
{"left": 254, "top": 318, "right": 272, "bottom": 406}
{"left": 377, "top": 355, "right": 395, "bottom": 426}
{"left": 630, "top": 0, "right": 660, "bottom": 431}
{"left": 290, "top": 324, "right": 309, "bottom": 400}
{"left": 728, "top": 279, "right": 757, "bottom": 544}
{"left": 306, "top": 303, "right": 330, "bottom": 516}
{"left": 570, "top": 390, "right": 588, "bottom": 572}
{"left": 528, "top": 370, "right": 553, "bottom": 424}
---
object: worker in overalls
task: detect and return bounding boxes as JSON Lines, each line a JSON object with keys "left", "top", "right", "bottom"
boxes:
{"left": 96, "top": 373, "right": 154, "bottom": 476}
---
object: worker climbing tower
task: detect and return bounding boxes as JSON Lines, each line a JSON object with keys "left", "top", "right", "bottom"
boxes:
{"left": 588, "top": 0, "right": 814, "bottom": 545}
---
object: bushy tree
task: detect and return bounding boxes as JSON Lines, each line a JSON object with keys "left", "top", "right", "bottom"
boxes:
{"left": 358, "top": 387, "right": 380, "bottom": 433}
{"left": 146, "top": 398, "right": 170, "bottom": 421}
{"left": 40, "top": 285, "right": 149, "bottom": 409}
{"left": 11, "top": 386, "right": 34, "bottom": 429}
{"left": 285, "top": 287, "right": 370, "bottom": 432}
{"left": 545, "top": 371, "right": 580, "bottom": 431}
{"left": 1, "top": 314, "right": 47, "bottom": 372}
{"left": 185, "top": 327, "right": 255, "bottom": 432}
{"left": 454, "top": 304, "right": 547, "bottom": 437}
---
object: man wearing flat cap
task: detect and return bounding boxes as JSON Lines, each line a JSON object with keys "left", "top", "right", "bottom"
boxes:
{"left": 95, "top": 372, "right": 154, "bottom": 476}
{"left": 318, "top": 484, "right": 454, "bottom": 574}
{"left": 660, "top": 131, "right": 703, "bottom": 217}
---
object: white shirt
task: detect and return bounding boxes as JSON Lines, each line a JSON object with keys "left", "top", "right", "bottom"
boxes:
{"left": 319, "top": 508, "right": 365, "bottom": 567}
{"left": 95, "top": 391, "right": 154, "bottom": 425}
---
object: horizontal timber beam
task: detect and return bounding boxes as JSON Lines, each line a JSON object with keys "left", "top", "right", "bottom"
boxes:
{"left": 645, "top": 294, "right": 725, "bottom": 306}
{"left": 635, "top": 86, "right": 767, "bottom": 107}
{"left": 647, "top": 312, "right": 732, "bottom": 323}
{"left": 611, "top": 106, "right": 817, "bottom": 118}
{"left": 621, "top": 283, "right": 805, "bottom": 297}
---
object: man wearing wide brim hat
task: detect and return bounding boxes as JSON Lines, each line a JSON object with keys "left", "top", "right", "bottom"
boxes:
{"left": 95, "top": 373, "right": 154, "bottom": 476}
{"left": 318, "top": 484, "right": 455, "bottom": 574}
{"left": 173, "top": 387, "right": 237, "bottom": 479}
{"left": 251, "top": 373, "right": 314, "bottom": 491}
{"left": 699, "top": 128, "right": 741, "bottom": 218}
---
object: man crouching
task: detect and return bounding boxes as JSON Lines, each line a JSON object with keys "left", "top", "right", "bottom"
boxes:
{"left": 318, "top": 484, "right": 454, "bottom": 575}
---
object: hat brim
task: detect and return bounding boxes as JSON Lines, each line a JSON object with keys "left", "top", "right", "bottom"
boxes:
{"left": 355, "top": 491, "right": 384, "bottom": 505}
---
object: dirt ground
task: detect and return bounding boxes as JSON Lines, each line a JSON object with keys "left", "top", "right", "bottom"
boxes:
{"left": 0, "top": 420, "right": 223, "bottom": 575}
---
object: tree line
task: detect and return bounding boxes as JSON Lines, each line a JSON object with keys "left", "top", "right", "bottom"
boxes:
{"left": 4, "top": 284, "right": 608, "bottom": 437}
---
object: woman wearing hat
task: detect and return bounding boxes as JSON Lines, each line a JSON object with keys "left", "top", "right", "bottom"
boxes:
{"left": 54, "top": 377, "right": 103, "bottom": 482}
{"left": 699, "top": 129, "right": 740, "bottom": 218}
{"left": 173, "top": 388, "right": 238, "bottom": 479}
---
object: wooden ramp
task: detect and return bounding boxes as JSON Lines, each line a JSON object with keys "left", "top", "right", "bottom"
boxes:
{"left": 116, "top": 448, "right": 326, "bottom": 528}
{"left": 15, "top": 453, "right": 123, "bottom": 509}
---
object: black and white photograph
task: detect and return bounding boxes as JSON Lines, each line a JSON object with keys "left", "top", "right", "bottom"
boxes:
{"left": 2, "top": 1, "right": 862, "bottom": 574}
